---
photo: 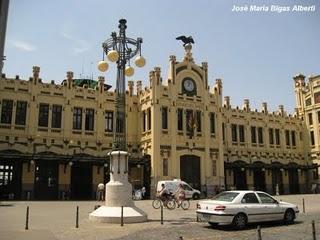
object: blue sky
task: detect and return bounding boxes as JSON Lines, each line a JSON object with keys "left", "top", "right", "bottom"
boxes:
{"left": 3, "top": 0, "right": 320, "bottom": 113}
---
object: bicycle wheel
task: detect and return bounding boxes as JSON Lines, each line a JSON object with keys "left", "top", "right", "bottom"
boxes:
{"left": 166, "top": 199, "right": 176, "bottom": 210}
{"left": 180, "top": 200, "right": 190, "bottom": 210}
{"left": 152, "top": 199, "right": 162, "bottom": 209}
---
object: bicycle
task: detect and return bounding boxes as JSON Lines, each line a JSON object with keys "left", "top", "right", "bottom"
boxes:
{"left": 152, "top": 193, "right": 176, "bottom": 210}
{"left": 174, "top": 196, "right": 190, "bottom": 210}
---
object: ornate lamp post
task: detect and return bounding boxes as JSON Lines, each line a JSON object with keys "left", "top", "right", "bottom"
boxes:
{"left": 97, "top": 18, "right": 145, "bottom": 150}
{"left": 90, "top": 19, "right": 147, "bottom": 224}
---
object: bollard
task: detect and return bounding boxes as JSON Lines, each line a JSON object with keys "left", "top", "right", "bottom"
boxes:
{"left": 312, "top": 220, "right": 316, "bottom": 240}
{"left": 303, "top": 198, "right": 305, "bottom": 213}
{"left": 76, "top": 206, "right": 79, "bottom": 228}
{"left": 121, "top": 206, "right": 124, "bottom": 227}
{"left": 257, "top": 225, "right": 262, "bottom": 240}
{"left": 160, "top": 205, "right": 163, "bottom": 225}
{"left": 25, "top": 206, "right": 29, "bottom": 230}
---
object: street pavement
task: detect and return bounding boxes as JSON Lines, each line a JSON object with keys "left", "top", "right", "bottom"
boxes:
{"left": 0, "top": 194, "right": 319, "bottom": 240}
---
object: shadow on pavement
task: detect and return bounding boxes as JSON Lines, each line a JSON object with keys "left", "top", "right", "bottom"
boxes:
{"left": 202, "top": 220, "right": 303, "bottom": 231}
{"left": 0, "top": 203, "right": 14, "bottom": 207}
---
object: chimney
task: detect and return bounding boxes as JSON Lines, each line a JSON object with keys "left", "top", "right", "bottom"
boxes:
{"left": 278, "top": 105, "right": 285, "bottom": 116}
{"left": 224, "top": 96, "right": 230, "bottom": 108}
{"left": 136, "top": 80, "right": 142, "bottom": 93}
{"left": 243, "top": 99, "right": 250, "bottom": 111}
{"left": 262, "top": 102, "right": 268, "bottom": 113}
{"left": 98, "top": 76, "right": 105, "bottom": 93}
{"left": 32, "top": 66, "right": 40, "bottom": 84}
{"left": 66, "top": 71, "right": 73, "bottom": 89}
{"left": 128, "top": 80, "right": 134, "bottom": 96}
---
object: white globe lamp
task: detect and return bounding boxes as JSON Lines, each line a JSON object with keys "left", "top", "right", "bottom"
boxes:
{"left": 107, "top": 50, "right": 119, "bottom": 62}
{"left": 125, "top": 66, "right": 134, "bottom": 77}
{"left": 134, "top": 56, "right": 146, "bottom": 68}
{"left": 97, "top": 61, "right": 109, "bottom": 72}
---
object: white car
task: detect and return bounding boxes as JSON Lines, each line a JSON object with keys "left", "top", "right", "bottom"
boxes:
{"left": 196, "top": 190, "right": 299, "bottom": 229}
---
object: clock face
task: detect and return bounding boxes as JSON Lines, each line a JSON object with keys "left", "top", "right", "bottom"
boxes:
{"left": 183, "top": 78, "right": 195, "bottom": 92}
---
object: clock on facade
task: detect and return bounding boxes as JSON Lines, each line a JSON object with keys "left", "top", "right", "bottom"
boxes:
{"left": 182, "top": 77, "right": 196, "bottom": 96}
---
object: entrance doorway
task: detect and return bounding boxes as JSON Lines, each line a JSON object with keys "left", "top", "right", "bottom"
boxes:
{"left": 71, "top": 162, "right": 92, "bottom": 199}
{"left": 288, "top": 168, "right": 299, "bottom": 194}
{"left": 180, "top": 155, "right": 200, "bottom": 190}
{"left": 253, "top": 169, "right": 266, "bottom": 191}
{"left": 233, "top": 169, "right": 247, "bottom": 190}
{"left": 272, "top": 169, "right": 283, "bottom": 194}
{"left": 34, "top": 161, "right": 59, "bottom": 200}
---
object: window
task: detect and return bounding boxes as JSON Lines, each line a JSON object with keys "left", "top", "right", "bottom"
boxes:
{"left": 73, "top": 107, "right": 82, "bottom": 130}
{"left": 186, "top": 109, "right": 193, "bottom": 132}
{"left": 309, "top": 113, "right": 313, "bottom": 125}
{"left": 15, "top": 101, "right": 27, "bottom": 125}
{"left": 241, "top": 193, "right": 259, "bottom": 204}
{"left": 251, "top": 126, "right": 257, "bottom": 144}
{"left": 285, "top": 130, "right": 290, "bottom": 146}
{"left": 163, "top": 158, "right": 168, "bottom": 176}
{"left": 275, "top": 129, "right": 280, "bottom": 145}
{"left": 222, "top": 123, "right": 225, "bottom": 141}
{"left": 210, "top": 112, "right": 215, "bottom": 134}
{"left": 239, "top": 125, "right": 245, "bottom": 142}
{"left": 1, "top": 99, "right": 13, "bottom": 124}
{"left": 38, "top": 103, "right": 49, "bottom": 127}
{"left": 291, "top": 131, "right": 296, "bottom": 146}
{"left": 318, "top": 111, "right": 320, "bottom": 123}
{"left": 147, "top": 108, "right": 151, "bottom": 130}
{"left": 177, "top": 108, "right": 183, "bottom": 131}
{"left": 105, "top": 111, "right": 113, "bottom": 132}
{"left": 257, "top": 192, "right": 277, "bottom": 204}
{"left": 212, "top": 192, "right": 239, "bottom": 202}
{"left": 310, "top": 131, "right": 315, "bottom": 145}
{"left": 269, "top": 128, "right": 274, "bottom": 145}
{"left": 231, "top": 124, "right": 237, "bottom": 142}
{"left": 51, "top": 105, "right": 62, "bottom": 128}
{"left": 85, "top": 108, "right": 94, "bottom": 131}
{"left": 142, "top": 111, "right": 146, "bottom": 132}
{"left": 162, "top": 107, "right": 168, "bottom": 130}
{"left": 196, "top": 111, "right": 201, "bottom": 132}
{"left": 258, "top": 127, "right": 263, "bottom": 144}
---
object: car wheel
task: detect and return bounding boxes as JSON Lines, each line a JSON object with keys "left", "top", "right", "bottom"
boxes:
{"left": 284, "top": 209, "right": 295, "bottom": 224}
{"left": 232, "top": 213, "right": 247, "bottom": 230}
{"left": 193, "top": 193, "right": 200, "bottom": 200}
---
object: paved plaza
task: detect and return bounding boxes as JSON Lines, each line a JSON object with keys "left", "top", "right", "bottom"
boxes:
{"left": 0, "top": 194, "right": 319, "bottom": 240}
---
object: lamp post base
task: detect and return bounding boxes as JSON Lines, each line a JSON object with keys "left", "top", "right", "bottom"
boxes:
{"left": 89, "top": 206, "right": 147, "bottom": 223}
{"left": 89, "top": 150, "right": 147, "bottom": 223}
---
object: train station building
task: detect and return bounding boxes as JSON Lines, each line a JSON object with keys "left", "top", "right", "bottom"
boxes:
{"left": 0, "top": 45, "right": 318, "bottom": 200}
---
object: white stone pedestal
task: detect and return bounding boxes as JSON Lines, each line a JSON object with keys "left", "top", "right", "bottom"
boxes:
{"left": 89, "top": 151, "right": 147, "bottom": 223}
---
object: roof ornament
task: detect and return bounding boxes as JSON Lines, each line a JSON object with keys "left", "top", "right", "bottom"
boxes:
{"left": 176, "top": 35, "right": 195, "bottom": 46}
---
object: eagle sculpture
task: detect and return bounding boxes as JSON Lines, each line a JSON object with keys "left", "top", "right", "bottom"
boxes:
{"left": 176, "top": 36, "right": 194, "bottom": 46}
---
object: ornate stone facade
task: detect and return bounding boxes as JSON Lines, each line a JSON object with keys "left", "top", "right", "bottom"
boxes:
{"left": 0, "top": 45, "right": 317, "bottom": 200}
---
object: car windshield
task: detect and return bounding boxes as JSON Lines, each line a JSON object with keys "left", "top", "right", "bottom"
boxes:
{"left": 211, "top": 192, "right": 239, "bottom": 202}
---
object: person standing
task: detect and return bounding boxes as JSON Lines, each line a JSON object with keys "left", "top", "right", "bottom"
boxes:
{"left": 141, "top": 186, "right": 146, "bottom": 199}
{"left": 97, "top": 183, "right": 105, "bottom": 201}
